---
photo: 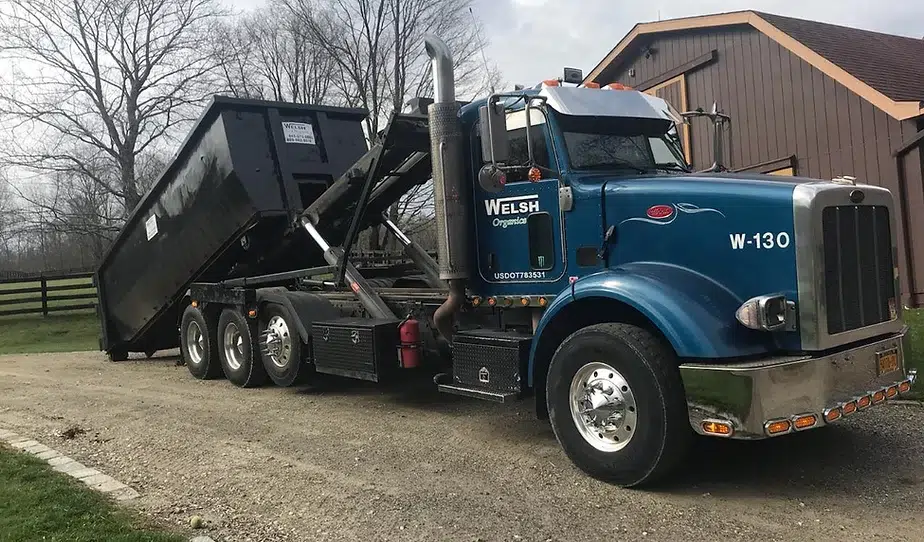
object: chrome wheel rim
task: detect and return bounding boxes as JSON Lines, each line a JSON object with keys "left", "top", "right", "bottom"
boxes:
{"left": 222, "top": 322, "right": 245, "bottom": 371}
{"left": 264, "top": 315, "right": 292, "bottom": 369}
{"left": 186, "top": 321, "right": 205, "bottom": 365}
{"left": 569, "top": 361, "right": 638, "bottom": 452}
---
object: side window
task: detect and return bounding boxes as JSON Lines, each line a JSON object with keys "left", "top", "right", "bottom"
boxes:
{"left": 527, "top": 213, "right": 554, "bottom": 270}
{"left": 475, "top": 108, "right": 555, "bottom": 183}
{"left": 505, "top": 109, "right": 553, "bottom": 182}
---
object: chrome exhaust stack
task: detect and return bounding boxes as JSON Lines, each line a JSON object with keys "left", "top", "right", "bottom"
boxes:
{"left": 424, "top": 34, "right": 470, "bottom": 343}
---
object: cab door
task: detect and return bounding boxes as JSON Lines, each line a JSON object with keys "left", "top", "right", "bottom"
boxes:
{"left": 470, "top": 108, "right": 566, "bottom": 289}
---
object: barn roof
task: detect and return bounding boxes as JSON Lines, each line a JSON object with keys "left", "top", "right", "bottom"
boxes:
{"left": 585, "top": 10, "right": 924, "bottom": 121}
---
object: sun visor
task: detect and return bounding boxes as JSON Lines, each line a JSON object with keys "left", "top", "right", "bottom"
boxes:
{"left": 539, "top": 86, "right": 683, "bottom": 125}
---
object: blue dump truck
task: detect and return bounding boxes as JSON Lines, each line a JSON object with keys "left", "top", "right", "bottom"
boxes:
{"left": 96, "top": 35, "right": 916, "bottom": 487}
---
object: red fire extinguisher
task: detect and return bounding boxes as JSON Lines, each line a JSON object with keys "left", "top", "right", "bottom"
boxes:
{"left": 398, "top": 318, "right": 421, "bottom": 368}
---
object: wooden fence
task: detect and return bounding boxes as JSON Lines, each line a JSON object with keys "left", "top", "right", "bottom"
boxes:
{"left": 0, "top": 272, "right": 97, "bottom": 317}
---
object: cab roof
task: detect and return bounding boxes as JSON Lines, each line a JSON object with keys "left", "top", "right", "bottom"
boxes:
{"left": 540, "top": 87, "right": 684, "bottom": 124}
{"left": 460, "top": 87, "right": 683, "bottom": 125}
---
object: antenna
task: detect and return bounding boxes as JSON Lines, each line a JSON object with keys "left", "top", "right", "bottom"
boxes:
{"left": 469, "top": 7, "right": 495, "bottom": 94}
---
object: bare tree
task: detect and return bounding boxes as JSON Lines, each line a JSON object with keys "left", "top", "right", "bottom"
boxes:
{"left": 0, "top": 170, "right": 14, "bottom": 252}
{"left": 8, "top": 146, "right": 125, "bottom": 261}
{"left": 212, "top": 1, "right": 336, "bottom": 104}
{"left": 0, "top": 0, "right": 227, "bottom": 216}
{"left": 285, "top": 0, "right": 498, "bottom": 137}
{"left": 283, "top": 0, "right": 501, "bottom": 249}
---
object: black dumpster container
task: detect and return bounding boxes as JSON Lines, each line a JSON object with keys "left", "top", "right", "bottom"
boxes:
{"left": 95, "top": 96, "right": 368, "bottom": 359}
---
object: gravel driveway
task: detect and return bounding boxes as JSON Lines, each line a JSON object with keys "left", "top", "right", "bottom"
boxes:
{"left": 0, "top": 351, "right": 922, "bottom": 542}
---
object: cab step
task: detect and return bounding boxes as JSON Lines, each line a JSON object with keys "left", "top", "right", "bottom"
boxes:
{"left": 434, "top": 374, "right": 517, "bottom": 403}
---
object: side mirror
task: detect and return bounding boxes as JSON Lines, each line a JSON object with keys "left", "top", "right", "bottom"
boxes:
{"left": 479, "top": 101, "right": 509, "bottom": 164}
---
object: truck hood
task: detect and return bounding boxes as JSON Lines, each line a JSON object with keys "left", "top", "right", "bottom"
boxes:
{"left": 600, "top": 172, "right": 800, "bottom": 336}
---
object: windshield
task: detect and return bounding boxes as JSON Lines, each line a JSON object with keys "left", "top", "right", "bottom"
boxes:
{"left": 557, "top": 114, "right": 688, "bottom": 173}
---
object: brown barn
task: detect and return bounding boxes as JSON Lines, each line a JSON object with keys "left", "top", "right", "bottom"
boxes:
{"left": 585, "top": 10, "right": 924, "bottom": 306}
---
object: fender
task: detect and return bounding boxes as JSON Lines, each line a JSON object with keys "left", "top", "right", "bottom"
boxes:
{"left": 528, "top": 262, "right": 777, "bottom": 386}
{"left": 255, "top": 288, "right": 340, "bottom": 343}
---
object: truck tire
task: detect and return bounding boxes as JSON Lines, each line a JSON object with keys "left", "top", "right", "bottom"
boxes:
{"left": 258, "top": 303, "right": 307, "bottom": 387}
{"left": 180, "top": 305, "right": 222, "bottom": 380}
{"left": 546, "top": 323, "right": 691, "bottom": 487}
{"left": 217, "top": 309, "right": 267, "bottom": 388}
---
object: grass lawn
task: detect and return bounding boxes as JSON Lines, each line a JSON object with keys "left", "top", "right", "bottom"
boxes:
{"left": 0, "top": 445, "right": 184, "bottom": 542}
{"left": 0, "top": 313, "right": 100, "bottom": 355}
{"left": 903, "top": 308, "right": 923, "bottom": 399}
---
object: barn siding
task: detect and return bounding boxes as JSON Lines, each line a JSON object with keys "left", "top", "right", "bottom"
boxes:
{"left": 597, "top": 25, "right": 924, "bottom": 302}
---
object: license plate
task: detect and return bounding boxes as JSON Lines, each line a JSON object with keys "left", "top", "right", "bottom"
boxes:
{"left": 877, "top": 348, "right": 899, "bottom": 376}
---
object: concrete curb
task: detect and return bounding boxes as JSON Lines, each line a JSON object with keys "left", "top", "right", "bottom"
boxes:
{"left": 0, "top": 427, "right": 140, "bottom": 501}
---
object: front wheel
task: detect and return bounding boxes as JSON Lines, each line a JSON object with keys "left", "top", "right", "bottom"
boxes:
{"left": 546, "top": 323, "right": 691, "bottom": 487}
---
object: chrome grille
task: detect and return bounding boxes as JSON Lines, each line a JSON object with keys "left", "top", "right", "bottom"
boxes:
{"left": 821, "top": 205, "right": 895, "bottom": 335}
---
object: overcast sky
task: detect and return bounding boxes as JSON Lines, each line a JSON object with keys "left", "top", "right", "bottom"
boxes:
{"left": 224, "top": 0, "right": 922, "bottom": 88}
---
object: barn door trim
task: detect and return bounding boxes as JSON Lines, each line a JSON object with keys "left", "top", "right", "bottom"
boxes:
{"left": 642, "top": 74, "right": 691, "bottom": 164}
{"left": 734, "top": 154, "right": 797, "bottom": 175}
{"left": 632, "top": 50, "right": 717, "bottom": 92}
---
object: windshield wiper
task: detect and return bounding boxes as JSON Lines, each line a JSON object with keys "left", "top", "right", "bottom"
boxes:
{"left": 581, "top": 159, "right": 648, "bottom": 173}
{"left": 652, "top": 162, "right": 691, "bottom": 173}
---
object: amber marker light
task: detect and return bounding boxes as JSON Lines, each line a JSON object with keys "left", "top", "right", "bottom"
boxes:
{"left": 793, "top": 414, "right": 817, "bottom": 430}
{"left": 765, "top": 420, "right": 792, "bottom": 435}
{"left": 842, "top": 401, "right": 858, "bottom": 415}
{"left": 823, "top": 407, "right": 842, "bottom": 423}
{"left": 702, "top": 420, "right": 733, "bottom": 436}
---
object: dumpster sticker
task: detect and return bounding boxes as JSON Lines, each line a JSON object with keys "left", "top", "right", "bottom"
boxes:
{"left": 281, "top": 122, "right": 316, "bottom": 145}
{"left": 145, "top": 215, "right": 158, "bottom": 240}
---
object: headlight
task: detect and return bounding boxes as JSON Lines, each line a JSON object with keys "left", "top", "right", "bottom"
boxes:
{"left": 735, "top": 294, "right": 793, "bottom": 331}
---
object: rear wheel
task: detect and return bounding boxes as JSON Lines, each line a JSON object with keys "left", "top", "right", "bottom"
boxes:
{"left": 217, "top": 309, "right": 266, "bottom": 388}
{"left": 180, "top": 305, "right": 222, "bottom": 379}
{"left": 258, "top": 304, "right": 307, "bottom": 387}
{"left": 546, "top": 323, "right": 691, "bottom": 487}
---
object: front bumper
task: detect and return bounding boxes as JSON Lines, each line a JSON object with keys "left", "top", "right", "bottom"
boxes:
{"left": 680, "top": 327, "right": 917, "bottom": 439}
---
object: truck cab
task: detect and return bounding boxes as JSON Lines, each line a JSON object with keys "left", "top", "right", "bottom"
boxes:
{"left": 450, "top": 77, "right": 915, "bottom": 483}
